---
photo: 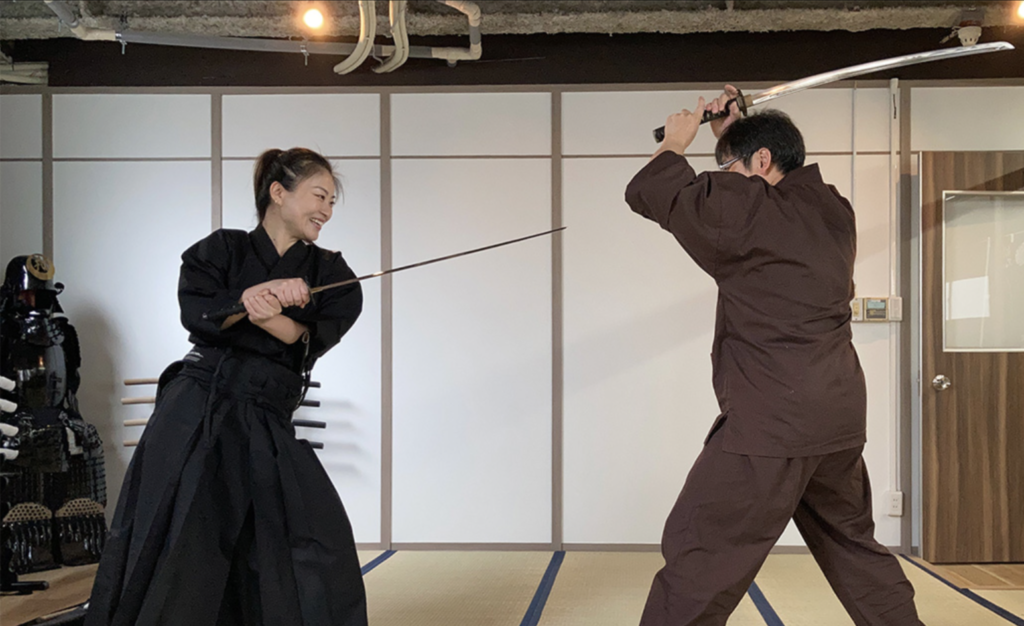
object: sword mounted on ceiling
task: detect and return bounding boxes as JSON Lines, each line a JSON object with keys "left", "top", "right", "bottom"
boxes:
{"left": 652, "top": 41, "right": 1015, "bottom": 143}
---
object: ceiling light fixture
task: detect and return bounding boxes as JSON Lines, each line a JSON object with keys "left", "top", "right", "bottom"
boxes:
{"left": 304, "top": 8, "right": 324, "bottom": 29}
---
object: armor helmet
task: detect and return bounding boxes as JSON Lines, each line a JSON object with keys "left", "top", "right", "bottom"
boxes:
{"left": 2, "top": 255, "right": 63, "bottom": 314}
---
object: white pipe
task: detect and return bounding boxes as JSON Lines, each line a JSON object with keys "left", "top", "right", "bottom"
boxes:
{"left": 1, "top": 62, "right": 48, "bottom": 71}
{"left": 439, "top": 1, "right": 482, "bottom": 30}
{"left": 0, "top": 71, "right": 47, "bottom": 84}
{"left": 44, "top": 0, "right": 116, "bottom": 41}
{"left": 431, "top": 0, "right": 482, "bottom": 65}
{"left": 0, "top": 59, "right": 47, "bottom": 84}
{"left": 374, "top": 0, "right": 409, "bottom": 73}
{"left": 889, "top": 78, "right": 900, "bottom": 300}
{"left": 43, "top": 0, "right": 477, "bottom": 71}
{"left": 888, "top": 77, "right": 901, "bottom": 495}
{"left": 334, "top": 0, "right": 378, "bottom": 75}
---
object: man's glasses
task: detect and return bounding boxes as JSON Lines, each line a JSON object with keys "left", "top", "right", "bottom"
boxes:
{"left": 717, "top": 155, "right": 743, "bottom": 171}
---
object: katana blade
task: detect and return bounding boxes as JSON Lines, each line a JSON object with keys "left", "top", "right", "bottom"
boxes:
{"left": 653, "top": 41, "right": 1014, "bottom": 142}
{"left": 203, "top": 226, "right": 565, "bottom": 322}
{"left": 311, "top": 226, "right": 565, "bottom": 295}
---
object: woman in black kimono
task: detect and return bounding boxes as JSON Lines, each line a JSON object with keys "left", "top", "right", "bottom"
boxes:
{"left": 86, "top": 148, "right": 368, "bottom": 626}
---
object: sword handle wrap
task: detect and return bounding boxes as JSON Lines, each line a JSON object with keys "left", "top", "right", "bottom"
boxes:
{"left": 203, "top": 279, "right": 312, "bottom": 323}
{"left": 203, "top": 302, "right": 246, "bottom": 323}
{"left": 652, "top": 90, "right": 748, "bottom": 143}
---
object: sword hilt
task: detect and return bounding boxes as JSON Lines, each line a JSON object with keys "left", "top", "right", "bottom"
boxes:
{"left": 203, "top": 302, "right": 246, "bottom": 323}
{"left": 652, "top": 90, "right": 748, "bottom": 143}
{"left": 203, "top": 279, "right": 313, "bottom": 323}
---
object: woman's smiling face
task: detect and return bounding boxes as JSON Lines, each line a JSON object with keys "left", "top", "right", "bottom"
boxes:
{"left": 276, "top": 169, "right": 336, "bottom": 242}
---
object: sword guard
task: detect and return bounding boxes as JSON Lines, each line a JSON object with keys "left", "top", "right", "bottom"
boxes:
{"left": 653, "top": 89, "right": 748, "bottom": 143}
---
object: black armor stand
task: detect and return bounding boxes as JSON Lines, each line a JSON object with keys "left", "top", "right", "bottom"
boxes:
{"left": 1, "top": 461, "right": 49, "bottom": 595}
{"left": 0, "top": 513, "right": 49, "bottom": 595}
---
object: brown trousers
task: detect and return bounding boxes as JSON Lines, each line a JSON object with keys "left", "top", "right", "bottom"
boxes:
{"left": 639, "top": 423, "right": 923, "bottom": 626}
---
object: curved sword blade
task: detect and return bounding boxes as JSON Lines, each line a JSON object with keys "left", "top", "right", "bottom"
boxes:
{"left": 652, "top": 42, "right": 1014, "bottom": 142}
{"left": 750, "top": 42, "right": 1015, "bottom": 106}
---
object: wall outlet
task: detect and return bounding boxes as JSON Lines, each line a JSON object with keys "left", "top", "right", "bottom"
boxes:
{"left": 887, "top": 491, "right": 904, "bottom": 517}
{"left": 851, "top": 298, "right": 863, "bottom": 321}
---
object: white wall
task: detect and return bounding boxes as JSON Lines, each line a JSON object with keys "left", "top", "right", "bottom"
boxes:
{"left": 222, "top": 94, "right": 380, "bottom": 158}
{"left": 0, "top": 94, "right": 43, "bottom": 262}
{"left": 54, "top": 160, "right": 211, "bottom": 508}
{"left": 48, "top": 94, "right": 215, "bottom": 513}
{"left": 911, "top": 87, "right": 1024, "bottom": 151}
{"left": 0, "top": 94, "right": 42, "bottom": 158}
{"left": 54, "top": 94, "right": 211, "bottom": 158}
{"left": 391, "top": 92, "right": 551, "bottom": 156}
{"left": 2, "top": 83, "right": 949, "bottom": 549}
{"left": 0, "top": 162, "right": 43, "bottom": 262}
{"left": 562, "top": 155, "right": 719, "bottom": 544}
{"left": 391, "top": 158, "right": 553, "bottom": 543}
{"left": 390, "top": 93, "right": 553, "bottom": 543}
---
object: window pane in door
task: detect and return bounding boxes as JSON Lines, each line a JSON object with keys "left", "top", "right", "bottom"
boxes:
{"left": 943, "top": 191, "right": 1024, "bottom": 351}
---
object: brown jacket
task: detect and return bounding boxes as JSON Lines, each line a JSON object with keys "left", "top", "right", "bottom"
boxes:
{"left": 625, "top": 152, "right": 866, "bottom": 457}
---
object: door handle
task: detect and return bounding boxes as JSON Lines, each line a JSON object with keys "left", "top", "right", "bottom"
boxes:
{"left": 932, "top": 374, "right": 952, "bottom": 391}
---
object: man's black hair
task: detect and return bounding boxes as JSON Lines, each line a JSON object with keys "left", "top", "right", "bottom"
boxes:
{"left": 715, "top": 109, "right": 806, "bottom": 174}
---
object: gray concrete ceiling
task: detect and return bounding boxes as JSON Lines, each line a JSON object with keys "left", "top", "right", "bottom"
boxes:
{"left": 1, "top": 0, "right": 1021, "bottom": 40}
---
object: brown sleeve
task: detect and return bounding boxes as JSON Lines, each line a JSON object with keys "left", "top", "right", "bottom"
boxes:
{"left": 624, "top": 152, "right": 766, "bottom": 279}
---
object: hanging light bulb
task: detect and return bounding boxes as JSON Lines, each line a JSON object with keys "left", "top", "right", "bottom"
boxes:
{"left": 1018, "top": 0, "right": 1024, "bottom": 19}
{"left": 304, "top": 7, "right": 325, "bottom": 29}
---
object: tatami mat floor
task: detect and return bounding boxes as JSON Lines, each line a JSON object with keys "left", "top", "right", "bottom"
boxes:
{"left": 975, "top": 591, "right": 1024, "bottom": 620}
{"left": 365, "top": 551, "right": 551, "bottom": 626}
{"left": 2, "top": 552, "right": 1022, "bottom": 625}
{"left": 533, "top": 552, "right": 765, "bottom": 626}
{"left": 358, "top": 552, "right": 1024, "bottom": 626}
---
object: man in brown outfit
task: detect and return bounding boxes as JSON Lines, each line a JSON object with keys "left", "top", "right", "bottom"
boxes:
{"left": 624, "top": 86, "right": 924, "bottom": 626}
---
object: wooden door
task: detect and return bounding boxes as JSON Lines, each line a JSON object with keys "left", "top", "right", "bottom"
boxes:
{"left": 921, "top": 151, "right": 1024, "bottom": 563}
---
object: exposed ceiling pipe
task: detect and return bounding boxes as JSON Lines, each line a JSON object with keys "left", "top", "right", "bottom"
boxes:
{"left": 43, "top": 0, "right": 420, "bottom": 59}
{"left": 0, "top": 52, "right": 47, "bottom": 84}
{"left": 430, "top": 1, "right": 482, "bottom": 66}
{"left": 374, "top": 0, "right": 409, "bottom": 73}
{"left": 333, "top": 0, "right": 378, "bottom": 75}
{"left": 43, "top": 0, "right": 115, "bottom": 41}
{"left": 41, "top": 0, "right": 481, "bottom": 74}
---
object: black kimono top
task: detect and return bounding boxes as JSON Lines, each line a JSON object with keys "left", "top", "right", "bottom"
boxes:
{"left": 177, "top": 226, "right": 363, "bottom": 373}
{"left": 625, "top": 152, "right": 866, "bottom": 457}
